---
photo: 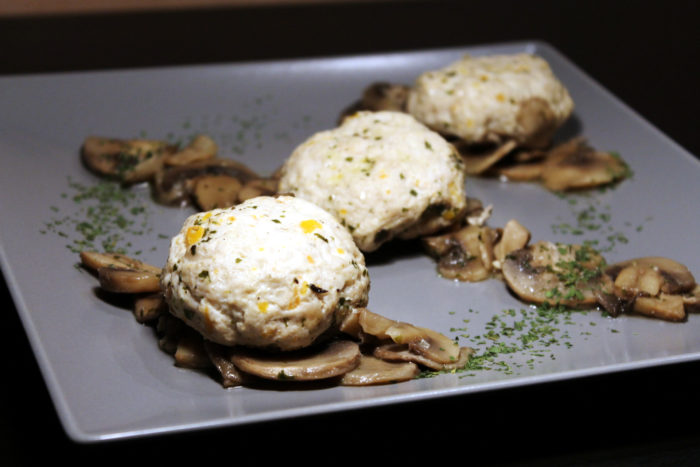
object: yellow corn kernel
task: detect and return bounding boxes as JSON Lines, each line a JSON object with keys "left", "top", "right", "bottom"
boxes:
{"left": 186, "top": 225, "right": 205, "bottom": 246}
{"left": 257, "top": 302, "right": 269, "bottom": 313}
{"left": 300, "top": 219, "right": 322, "bottom": 233}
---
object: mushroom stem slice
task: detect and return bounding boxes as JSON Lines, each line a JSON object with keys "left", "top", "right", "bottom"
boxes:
{"left": 98, "top": 267, "right": 161, "bottom": 294}
{"left": 340, "top": 355, "right": 419, "bottom": 386}
{"left": 456, "top": 139, "right": 518, "bottom": 175}
{"left": 493, "top": 219, "right": 531, "bottom": 265}
{"left": 230, "top": 340, "right": 361, "bottom": 382}
{"left": 164, "top": 134, "right": 218, "bottom": 166}
{"left": 204, "top": 341, "right": 246, "bottom": 388}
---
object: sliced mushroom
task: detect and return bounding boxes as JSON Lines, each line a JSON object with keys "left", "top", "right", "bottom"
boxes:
{"left": 423, "top": 225, "right": 499, "bottom": 282}
{"left": 340, "top": 355, "right": 419, "bottom": 386}
{"left": 152, "top": 159, "right": 260, "bottom": 206}
{"left": 98, "top": 267, "right": 162, "bottom": 294}
{"left": 605, "top": 257, "right": 696, "bottom": 296}
{"left": 540, "top": 138, "right": 629, "bottom": 192}
{"left": 632, "top": 294, "right": 686, "bottom": 322}
{"left": 373, "top": 343, "right": 474, "bottom": 371}
{"left": 79, "top": 251, "right": 162, "bottom": 275}
{"left": 455, "top": 139, "right": 518, "bottom": 176}
{"left": 493, "top": 219, "right": 531, "bottom": 266}
{"left": 683, "top": 285, "right": 700, "bottom": 313}
{"left": 357, "top": 309, "right": 462, "bottom": 366}
{"left": 501, "top": 241, "right": 608, "bottom": 308}
{"left": 156, "top": 313, "right": 186, "bottom": 355}
{"left": 191, "top": 174, "right": 243, "bottom": 211}
{"left": 230, "top": 340, "right": 361, "bottom": 382}
{"left": 81, "top": 136, "right": 174, "bottom": 183}
{"left": 164, "top": 134, "right": 218, "bottom": 167}
{"left": 204, "top": 341, "right": 246, "bottom": 388}
{"left": 496, "top": 161, "right": 545, "bottom": 182}
{"left": 600, "top": 257, "right": 697, "bottom": 321}
{"left": 237, "top": 178, "right": 278, "bottom": 202}
{"left": 174, "top": 332, "right": 212, "bottom": 369}
{"left": 133, "top": 293, "right": 167, "bottom": 323}
{"left": 339, "top": 82, "right": 410, "bottom": 121}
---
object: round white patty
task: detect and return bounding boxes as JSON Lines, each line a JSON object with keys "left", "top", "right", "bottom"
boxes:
{"left": 278, "top": 111, "right": 467, "bottom": 252}
{"left": 161, "top": 195, "right": 370, "bottom": 351}
{"left": 406, "top": 53, "right": 574, "bottom": 146}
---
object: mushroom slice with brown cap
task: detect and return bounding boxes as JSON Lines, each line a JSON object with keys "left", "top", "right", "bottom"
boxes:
{"left": 338, "top": 82, "right": 410, "bottom": 121}
{"left": 373, "top": 344, "right": 474, "bottom": 371}
{"left": 501, "top": 241, "right": 608, "bottom": 308}
{"left": 230, "top": 340, "right": 361, "bottom": 382}
{"left": 191, "top": 174, "right": 243, "bottom": 211}
{"left": 423, "top": 224, "right": 499, "bottom": 282}
{"left": 540, "top": 138, "right": 629, "bottom": 192}
{"left": 152, "top": 158, "right": 260, "bottom": 206}
{"left": 98, "top": 267, "right": 161, "bottom": 294}
{"left": 81, "top": 136, "right": 174, "bottom": 183}
{"left": 340, "top": 355, "right": 419, "bottom": 386}
{"left": 80, "top": 251, "right": 163, "bottom": 294}
{"left": 605, "top": 257, "right": 696, "bottom": 296}
{"left": 600, "top": 256, "right": 698, "bottom": 321}
{"left": 79, "top": 251, "right": 162, "bottom": 275}
{"left": 357, "top": 309, "right": 463, "bottom": 366}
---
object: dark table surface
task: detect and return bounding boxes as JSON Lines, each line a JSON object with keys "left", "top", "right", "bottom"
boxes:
{"left": 2, "top": 1, "right": 699, "bottom": 465}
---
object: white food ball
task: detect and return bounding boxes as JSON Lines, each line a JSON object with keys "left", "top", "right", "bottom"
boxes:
{"left": 278, "top": 110, "right": 467, "bottom": 252}
{"left": 161, "top": 195, "right": 370, "bottom": 351}
{"left": 406, "top": 53, "right": 574, "bottom": 146}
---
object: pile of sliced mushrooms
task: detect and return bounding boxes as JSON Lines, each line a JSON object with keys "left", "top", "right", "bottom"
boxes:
{"left": 422, "top": 206, "right": 700, "bottom": 322}
{"left": 343, "top": 82, "right": 630, "bottom": 192}
{"left": 80, "top": 251, "right": 473, "bottom": 387}
{"left": 81, "top": 134, "right": 278, "bottom": 210}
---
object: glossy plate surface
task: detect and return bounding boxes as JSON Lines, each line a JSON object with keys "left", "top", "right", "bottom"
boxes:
{"left": 1, "top": 41, "right": 698, "bottom": 442}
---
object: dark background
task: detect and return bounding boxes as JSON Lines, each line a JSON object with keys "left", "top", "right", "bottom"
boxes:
{"left": 2, "top": 1, "right": 699, "bottom": 465}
